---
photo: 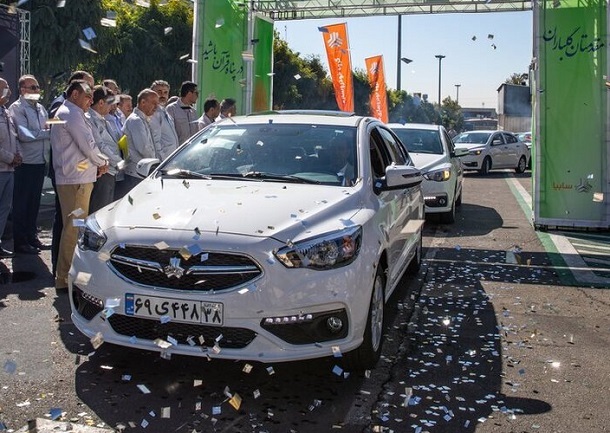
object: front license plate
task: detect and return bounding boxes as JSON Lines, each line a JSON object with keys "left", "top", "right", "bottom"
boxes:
{"left": 125, "top": 293, "right": 223, "bottom": 325}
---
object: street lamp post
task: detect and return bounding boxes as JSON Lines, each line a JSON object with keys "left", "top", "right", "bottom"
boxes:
{"left": 397, "top": 15, "right": 402, "bottom": 91}
{"left": 435, "top": 55, "right": 445, "bottom": 107}
{"left": 455, "top": 84, "right": 461, "bottom": 104}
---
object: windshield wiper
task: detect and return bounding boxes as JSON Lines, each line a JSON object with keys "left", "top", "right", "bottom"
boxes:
{"left": 160, "top": 168, "right": 211, "bottom": 179}
{"left": 243, "top": 171, "right": 321, "bottom": 184}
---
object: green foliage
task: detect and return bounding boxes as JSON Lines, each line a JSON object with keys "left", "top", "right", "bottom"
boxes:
{"left": 92, "top": 0, "right": 193, "bottom": 97}
{"left": 439, "top": 96, "right": 464, "bottom": 131}
{"left": 272, "top": 35, "right": 334, "bottom": 110}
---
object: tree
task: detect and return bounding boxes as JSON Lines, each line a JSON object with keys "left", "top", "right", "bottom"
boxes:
{"left": 440, "top": 96, "right": 464, "bottom": 131}
{"left": 505, "top": 72, "right": 528, "bottom": 86}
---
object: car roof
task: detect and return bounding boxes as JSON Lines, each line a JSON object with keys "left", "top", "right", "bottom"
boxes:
{"left": 220, "top": 110, "right": 375, "bottom": 128}
{"left": 387, "top": 122, "right": 441, "bottom": 131}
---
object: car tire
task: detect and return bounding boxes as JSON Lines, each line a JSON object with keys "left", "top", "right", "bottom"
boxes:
{"left": 479, "top": 157, "right": 491, "bottom": 175}
{"left": 342, "top": 267, "right": 386, "bottom": 371}
{"left": 515, "top": 156, "right": 527, "bottom": 173}
{"left": 440, "top": 199, "right": 456, "bottom": 224}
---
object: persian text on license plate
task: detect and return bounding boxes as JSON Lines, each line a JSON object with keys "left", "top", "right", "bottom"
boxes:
{"left": 125, "top": 293, "right": 223, "bottom": 325}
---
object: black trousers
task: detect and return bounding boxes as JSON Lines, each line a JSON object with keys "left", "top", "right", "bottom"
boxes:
{"left": 12, "top": 163, "right": 46, "bottom": 247}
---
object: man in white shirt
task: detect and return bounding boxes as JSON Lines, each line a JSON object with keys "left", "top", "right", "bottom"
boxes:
{"left": 51, "top": 80, "right": 109, "bottom": 290}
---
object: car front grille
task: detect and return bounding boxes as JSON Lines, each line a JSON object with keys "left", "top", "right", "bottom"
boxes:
{"left": 108, "top": 245, "right": 262, "bottom": 292}
{"left": 107, "top": 314, "right": 257, "bottom": 349}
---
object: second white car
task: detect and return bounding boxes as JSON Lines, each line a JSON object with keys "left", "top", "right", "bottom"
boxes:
{"left": 389, "top": 123, "right": 465, "bottom": 223}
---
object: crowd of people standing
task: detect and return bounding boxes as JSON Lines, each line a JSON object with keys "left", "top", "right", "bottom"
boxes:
{"left": 0, "top": 70, "right": 237, "bottom": 290}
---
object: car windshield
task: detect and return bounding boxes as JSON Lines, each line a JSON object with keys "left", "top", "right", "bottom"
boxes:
{"left": 160, "top": 122, "right": 358, "bottom": 186}
{"left": 454, "top": 132, "right": 491, "bottom": 144}
{"left": 391, "top": 129, "right": 443, "bottom": 155}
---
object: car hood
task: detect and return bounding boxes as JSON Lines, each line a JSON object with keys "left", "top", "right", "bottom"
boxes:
{"left": 94, "top": 177, "right": 363, "bottom": 242}
{"left": 454, "top": 142, "right": 486, "bottom": 150}
{"left": 409, "top": 153, "right": 447, "bottom": 171}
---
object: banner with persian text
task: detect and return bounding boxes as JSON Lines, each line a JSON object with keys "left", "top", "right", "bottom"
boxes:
{"left": 320, "top": 23, "right": 354, "bottom": 112}
{"left": 197, "top": 0, "right": 246, "bottom": 113}
{"left": 365, "top": 55, "right": 388, "bottom": 123}
{"left": 534, "top": 0, "right": 608, "bottom": 228}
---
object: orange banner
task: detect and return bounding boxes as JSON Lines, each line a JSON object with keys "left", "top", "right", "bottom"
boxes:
{"left": 321, "top": 23, "right": 354, "bottom": 112}
{"left": 365, "top": 55, "right": 389, "bottom": 123}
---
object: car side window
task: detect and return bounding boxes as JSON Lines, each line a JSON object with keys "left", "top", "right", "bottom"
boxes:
{"left": 377, "top": 127, "right": 408, "bottom": 165}
{"left": 491, "top": 133, "right": 504, "bottom": 145}
{"left": 442, "top": 129, "right": 454, "bottom": 154}
{"left": 503, "top": 133, "right": 518, "bottom": 144}
{"left": 369, "top": 129, "right": 388, "bottom": 178}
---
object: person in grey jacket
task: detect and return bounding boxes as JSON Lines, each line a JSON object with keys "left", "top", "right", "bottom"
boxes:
{"left": 150, "top": 80, "right": 179, "bottom": 161}
{"left": 88, "top": 85, "right": 124, "bottom": 213}
{"left": 51, "top": 80, "right": 108, "bottom": 290}
{"left": 8, "top": 74, "right": 51, "bottom": 254}
{"left": 0, "top": 78, "right": 22, "bottom": 259}
{"left": 115, "top": 88, "right": 159, "bottom": 199}
{"left": 166, "top": 81, "right": 199, "bottom": 144}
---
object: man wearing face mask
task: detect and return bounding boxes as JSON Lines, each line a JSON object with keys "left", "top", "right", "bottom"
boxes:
{"left": 0, "top": 78, "right": 22, "bottom": 259}
{"left": 8, "top": 74, "right": 51, "bottom": 254}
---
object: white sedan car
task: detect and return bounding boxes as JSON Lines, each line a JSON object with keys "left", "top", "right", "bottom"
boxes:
{"left": 70, "top": 111, "right": 424, "bottom": 371}
{"left": 454, "top": 130, "right": 529, "bottom": 174}
{"left": 389, "top": 123, "right": 466, "bottom": 224}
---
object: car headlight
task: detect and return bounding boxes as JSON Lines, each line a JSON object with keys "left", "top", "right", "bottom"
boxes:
{"left": 469, "top": 149, "right": 483, "bottom": 156}
{"left": 274, "top": 226, "right": 362, "bottom": 270}
{"left": 77, "top": 216, "right": 107, "bottom": 252}
{"left": 423, "top": 167, "right": 451, "bottom": 182}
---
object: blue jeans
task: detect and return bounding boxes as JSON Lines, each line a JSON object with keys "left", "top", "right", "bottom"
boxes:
{"left": 0, "top": 171, "right": 14, "bottom": 250}
{"left": 12, "top": 163, "right": 46, "bottom": 247}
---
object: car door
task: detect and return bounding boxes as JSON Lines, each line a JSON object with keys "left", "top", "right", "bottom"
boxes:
{"left": 370, "top": 125, "right": 420, "bottom": 290}
{"left": 502, "top": 132, "right": 521, "bottom": 168}
{"left": 442, "top": 128, "right": 463, "bottom": 200}
{"left": 488, "top": 132, "right": 508, "bottom": 168}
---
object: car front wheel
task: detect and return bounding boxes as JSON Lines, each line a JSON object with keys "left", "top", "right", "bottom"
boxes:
{"left": 479, "top": 157, "right": 491, "bottom": 175}
{"left": 343, "top": 267, "right": 386, "bottom": 371}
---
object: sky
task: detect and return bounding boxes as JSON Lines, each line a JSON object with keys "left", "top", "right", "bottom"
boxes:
{"left": 275, "top": 11, "right": 534, "bottom": 109}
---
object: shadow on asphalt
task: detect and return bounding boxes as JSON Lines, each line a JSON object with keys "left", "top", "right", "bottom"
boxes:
{"left": 66, "top": 271, "right": 421, "bottom": 433}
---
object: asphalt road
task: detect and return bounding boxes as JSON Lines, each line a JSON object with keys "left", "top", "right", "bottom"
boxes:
{"left": 0, "top": 170, "right": 609, "bottom": 432}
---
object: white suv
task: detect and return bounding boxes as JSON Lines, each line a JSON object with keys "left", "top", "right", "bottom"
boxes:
{"left": 70, "top": 112, "right": 424, "bottom": 370}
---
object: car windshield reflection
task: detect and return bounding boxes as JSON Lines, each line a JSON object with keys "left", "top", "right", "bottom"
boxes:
{"left": 161, "top": 123, "right": 358, "bottom": 186}
{"left": 455, "top": 132, "right": 491, "bottom": 144}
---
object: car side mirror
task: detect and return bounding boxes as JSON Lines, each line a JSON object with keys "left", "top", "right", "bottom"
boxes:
{"left": 136, "top": 158, "right": 161, "bottom": 178}
{"left": 492, "top": 139, "right": 503, "bottom": 146}
{"left": 453, "top": 148, "right": 469, "bottom": 157}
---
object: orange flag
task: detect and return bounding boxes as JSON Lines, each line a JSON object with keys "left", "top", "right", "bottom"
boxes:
{"left": 365, "top": 55, "right": 389, "bottom": 123}
{"left": 320, "top": 23, "right": 354, "bottom": 112}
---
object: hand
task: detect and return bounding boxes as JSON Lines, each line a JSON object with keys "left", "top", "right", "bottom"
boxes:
{"left": 11, "top": 153, "right": 22, "bottom": 167}
{"left": 97, "top": 164, "right": 109, "bottom": 178}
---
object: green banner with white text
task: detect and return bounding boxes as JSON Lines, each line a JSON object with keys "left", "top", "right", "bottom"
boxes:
{"left": 197, "top": 0, "right": 246, "bottom": 113}
{"left": 535, "top": 0, "right": 608, "bottom": 227}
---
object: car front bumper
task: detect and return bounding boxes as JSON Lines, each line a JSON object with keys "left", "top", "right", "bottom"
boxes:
{"left": 68, "top": 228, "right": 376, "bottom": 363}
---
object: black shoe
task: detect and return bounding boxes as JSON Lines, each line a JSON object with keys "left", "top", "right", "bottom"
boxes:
{"left": 0, "top": 247, "right": 15, "bottom": 258}
{"left": 15, "top": 244, "right": 40, "bottom": 255}
{"left": 30, "top": 238, "right": 51, "bottom": 250}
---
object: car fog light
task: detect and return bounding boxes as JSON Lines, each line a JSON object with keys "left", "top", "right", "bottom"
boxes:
{"left": 438, "top": 197, "right": 447, "bottom": 205}
{"left": 326, "top": 316, "right": 343, "bottom": 333}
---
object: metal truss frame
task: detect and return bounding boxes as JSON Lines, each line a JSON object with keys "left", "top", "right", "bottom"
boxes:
{"left": 0, "top": 4, "right": 30, "bottom": 76}
{"left": 252, "top": 0, "right": 533, "bottom": 20}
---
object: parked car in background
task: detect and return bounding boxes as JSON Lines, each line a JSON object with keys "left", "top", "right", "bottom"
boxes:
{"left": 517, "top": 131, "right": 532, "bottom": 168}
{"left": 454, "top": 130, "right": 529, "bottom": 175}
{"left": 70, "top": 111, "right": 425, "bottom": 371}
{"left": 389, "top": 123, "right": 466, "bottom": 224}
